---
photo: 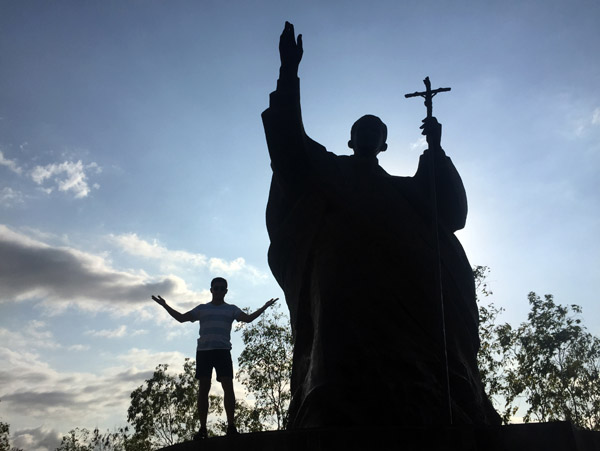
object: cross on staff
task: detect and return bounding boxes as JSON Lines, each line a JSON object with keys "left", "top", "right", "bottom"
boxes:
{"left": 405, "top": 76, "right": 453, "bottom": 425}
{"left": 404, "top": 76, "right": 451, "bottom": 120}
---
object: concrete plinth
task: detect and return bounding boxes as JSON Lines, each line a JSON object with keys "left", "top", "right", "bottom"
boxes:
{"left": 161, "top": 422, "right": 600, "bottom": 451}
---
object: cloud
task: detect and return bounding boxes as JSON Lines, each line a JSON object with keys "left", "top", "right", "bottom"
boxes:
{"left": 0, "top": 150, "right": 101, "bottom": 202}
{"left": 11, "top": 426, "right": 62, "bottom": 451}
{"left": 592, "top": 107, "right": 600, "bottom": 126}
{"left": 109, "top": 233, "right": 268, "bottom": 282}
{"left": 0, "top": 187, "right": 25, "bottom": 207}
{"left": 110, "top": 233, "right": 208, "bottom": 267}
{"left": 85, "top": 325, "right": 128, "bottom": 338}
{"left": 568, "top": 105, "right": 600, "bottom": 138}
{"left": 0, "top": 321, "right": 60, "bottom": 351}
{"left": 68, "top": 344, "right": 90, "bottom": 351}
{"left": 0, "top": 225, "right": 198, "bottom": 311}
{"left": 84, "top": 325, "right": 148, "bottom": 338}
{"left": 0, "top": 150, "right": 23, "bottom": 175}
{"left": 113, "top": 348, "right": 188, "bottom": 372}
{"left": 0, "top": 340, "right": 186, "bottom": 441}
{"left": 3, "top": 391, "right": 83, "bottom": 412}
{"left": 30, "top": 160, "right": 101, "bottom": 198}
{"left": 409, "top": 135, "right": 427, "bottom": 152}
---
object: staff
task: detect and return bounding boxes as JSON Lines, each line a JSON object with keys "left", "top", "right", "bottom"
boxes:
{"left": 405, "top": 77, "right": 453, "bottom": 425}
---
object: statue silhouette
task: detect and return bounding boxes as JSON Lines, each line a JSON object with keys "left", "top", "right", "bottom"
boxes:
{"left": 262, "top": 22, "right": 500, "bottom": 428}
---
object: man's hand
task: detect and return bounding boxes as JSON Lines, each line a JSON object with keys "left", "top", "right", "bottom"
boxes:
{"left": 237, "top": 298, "right": 280, "bottom": 323}
{"left": 264, "top": 297, "right": 279, "bottom": 309}
{"left": 420, "top": 117, "right": 442, "bottom": 150}
{"left": 279, "top": 21, "right": 303, "bottom": 75}
{"left": 151, "top": 296, "right": 192, "bottom": 322}
{"left": 152, "top": 295, "right": 167, "bottom": 307}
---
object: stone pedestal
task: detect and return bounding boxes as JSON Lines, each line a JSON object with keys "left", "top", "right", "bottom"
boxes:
{"left": 161, "top": 422, "right": 600, "bottom": 451}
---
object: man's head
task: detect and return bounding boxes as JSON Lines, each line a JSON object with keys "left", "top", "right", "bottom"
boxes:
{"left": 210, "top": 277, "right": 228, "bottom": 300}
{"left": 348, "top": 115, "right": 388, "bottom": 157}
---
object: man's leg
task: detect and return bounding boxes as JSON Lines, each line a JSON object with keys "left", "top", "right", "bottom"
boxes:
{"left": 220, "top": 377, "right": 237, "bottom": 433}
{"left": 198, "top": 378, "right": 211, "bottom": 432}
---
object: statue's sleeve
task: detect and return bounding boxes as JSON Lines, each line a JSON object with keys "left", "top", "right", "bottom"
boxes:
{"left": 261, "top": 74, "right": 326, "bottom": 195}
{"left": 413, "top": 149, "right": 468, "bottom": 232}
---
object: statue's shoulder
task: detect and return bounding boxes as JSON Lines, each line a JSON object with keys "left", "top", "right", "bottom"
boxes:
{"left": 389, "top": 173, "right": 413, "bottom": 182}
{"left": 335, "top": 154, "right": 352, "bottom": 163}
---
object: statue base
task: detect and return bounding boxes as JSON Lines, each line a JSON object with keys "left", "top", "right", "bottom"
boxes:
{"left": 161, "top": 422, "right": 600, "bottom": 451}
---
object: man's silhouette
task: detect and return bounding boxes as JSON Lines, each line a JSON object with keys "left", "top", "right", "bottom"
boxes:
{"left": 152, "top": 278, "right": 277, "bottom": 438}
{"left": 262, "top": 22, "right": 499, "bottom": 427}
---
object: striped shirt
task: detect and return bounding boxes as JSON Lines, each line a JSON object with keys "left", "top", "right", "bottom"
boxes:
{"left": 190, "top": 302, "right": 242, "bottom": 351}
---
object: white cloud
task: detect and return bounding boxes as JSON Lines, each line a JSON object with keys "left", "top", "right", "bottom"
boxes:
{"left": 0, "top": 321, "right": 60, "bottom": 351}
{"left": 109, "top": 233, "right": 268, "bottom": 282}
{"left": 0, "top": 150, "right": 23, "bottom": 175}
{"left": 11, "top": 426, "right": 62, "bottom": 451}
{"left": 113, "top": 348, "right": 187, "bottom": 371}
{"left": 0, "top": 225, "right": 200, "bottom": 312}
{"left": 23, "top": 321, "right": 60, "bottom": 348}
{"left": 68, "top": 344, "right": 90, "bottom": 351}
{"left": 409, "top": 135, "right": 427, "bottom": 152}
{"left": 85, "top": 325, "right": 128, "bottom": 338}
{"left": 0, "top": 337, "right": 187, "bottom": 441}
{"left": 110, "top": 233, "right": 208, "bottom": 267}
{"left": 30, "top": 160, "right": 101, "bottom": 198}
{"left": 84, "top": 325, "right": 148, "bottom": 338}
{"left": 568, "top": 105, "right": 600, "bottom": 138}
{"left": 131, "top": 329, "right": 149, "bottom": 336}
{"left": 165, "top": 328, "right": 190, "bottom": 341}
{"left": 0, "top": 187, "right": 24, "bottom": 207}
{"left": 208, "top": 257, "right": 246, "bottom": 273}
{"left": 592, "top": 107, "right": 600, "bottom": 126}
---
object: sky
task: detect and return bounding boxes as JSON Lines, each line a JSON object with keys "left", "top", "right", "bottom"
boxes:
{"left": 1, "top": 0, "right": 599, "bottom": 449}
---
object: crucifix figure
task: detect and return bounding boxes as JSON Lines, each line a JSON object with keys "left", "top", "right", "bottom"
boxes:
{"left": 405, "top": 76, "right": 451, "bottom": 121}
{"left": 263, "top": 22, "right": 500, "bottom": 429}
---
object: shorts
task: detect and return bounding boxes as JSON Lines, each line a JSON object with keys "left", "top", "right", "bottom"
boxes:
{"left": 195, "top": 349, "right": 233, "bottom": 382}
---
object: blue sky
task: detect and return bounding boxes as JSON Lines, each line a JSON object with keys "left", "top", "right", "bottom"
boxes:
{"left": 1, "top": 1, "right": 599, "bottom": 449}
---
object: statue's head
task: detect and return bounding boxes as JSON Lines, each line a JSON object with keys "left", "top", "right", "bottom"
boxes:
{"left": 348, "top": 115, "right": 388, "bottom": 157}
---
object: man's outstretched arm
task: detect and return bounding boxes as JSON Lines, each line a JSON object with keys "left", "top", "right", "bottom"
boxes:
{"left": 236, "top": 298, "right": 279, "bottom": 323}
{"left": 152, "top": 295, "right": 195, "bottom": 323}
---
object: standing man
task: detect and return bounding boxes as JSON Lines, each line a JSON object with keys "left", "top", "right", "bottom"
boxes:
{"left": 152, "top": 277, "right": 277, "bottom": 439}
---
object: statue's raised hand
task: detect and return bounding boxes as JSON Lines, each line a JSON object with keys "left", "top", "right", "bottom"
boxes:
{"left": 279, "top": 21, "right": 303, "bottom": 76}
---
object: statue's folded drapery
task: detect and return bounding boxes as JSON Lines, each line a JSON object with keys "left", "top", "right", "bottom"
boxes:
{"left": 262, "top": 74, "right": 500, "bottom": 428}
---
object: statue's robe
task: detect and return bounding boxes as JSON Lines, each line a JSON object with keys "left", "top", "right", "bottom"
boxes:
{"left": 262, "top": 75, "right": 500, "bottom": 428}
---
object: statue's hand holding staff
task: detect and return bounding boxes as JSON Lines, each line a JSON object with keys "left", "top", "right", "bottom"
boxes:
{"left": 420, "top": 116, "right": 442, "bottom": 150}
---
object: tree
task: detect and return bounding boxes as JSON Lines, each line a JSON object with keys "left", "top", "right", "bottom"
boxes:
{"left": 0, "top": 420, "right": 10, "bottom": 451}
{"left": 505, "top": 292, "right": 600, "bottom": 430}
{"left": 126, "top": 358, "right": 264, "bottom": 447}
{"left": 54, "top": 427, "right": 136, "bottom": 451}
{"left": 50, "top": 307, "right": 294, "bottom": 445}
{"left": 475, "top": 266, "right": 518, "bottom": 422}
{"left": 235, "top": 305, "right": 293, "bottom": 430}
{"left": 211, "top": 400, "right": 263, "bottom": 435}
{"left": 55, "top": 428, "right": 96, "bottom": 451}
{"left": 0, "top": 405, "right": 23, "bottom": 451}
{"left": 126, "top": 359, "right": 202, "bottom": 448}
{"left": 475, "top": 266, "right": 600, "bottom": 430}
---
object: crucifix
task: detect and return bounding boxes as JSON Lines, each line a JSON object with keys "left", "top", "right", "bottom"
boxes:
{"left": 404, "top": 76, "right": 451, "bottom": 121}
{"left": 405, "top": 76, "right": 453, "bottom": 425}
